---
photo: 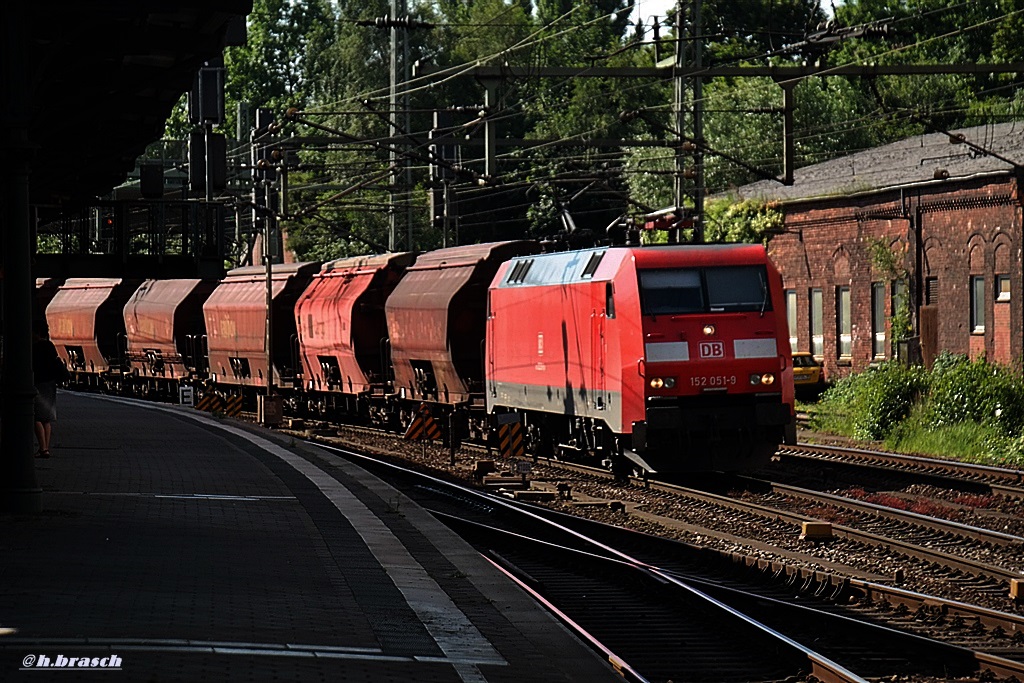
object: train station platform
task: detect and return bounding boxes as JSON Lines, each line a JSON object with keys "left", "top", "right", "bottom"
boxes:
{"left": 0, "top": 392, "right": 620, "bottom": 682}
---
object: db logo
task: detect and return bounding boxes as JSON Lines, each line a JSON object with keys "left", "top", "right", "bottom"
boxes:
{"left": 699, "top": 341, "right": 725, "bottom": 358}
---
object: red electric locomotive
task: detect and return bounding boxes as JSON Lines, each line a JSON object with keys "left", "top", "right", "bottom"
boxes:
{"left": 486, "top": 244, "right": 795, "bottom": 473}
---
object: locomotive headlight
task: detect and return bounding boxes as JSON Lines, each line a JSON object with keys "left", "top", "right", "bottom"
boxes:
{"left": 649, "top": 377, "right": 676, "bottom": 389}
{"left": 702, "top": 324, "right": 716, "bottom": 336}
{"left": 750, "top": 373, "right": 776, "bottom": 385}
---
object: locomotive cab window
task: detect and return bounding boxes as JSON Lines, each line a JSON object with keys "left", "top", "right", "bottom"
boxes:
{"left": 705, "top": 266, "right": 771, "bottom": 312}
{"left": 639, "top": 266, "right": 770, "bottom": 316}
{"left": 640, "top": 269, "right": 703, "bottom": 315}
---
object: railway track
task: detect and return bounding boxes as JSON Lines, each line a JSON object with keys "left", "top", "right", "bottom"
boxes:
{"left": 296, "top": 421, "right": 1024, "bottom": 612}
{"left": 308, "top": 440, "right": 1024, "bottom": 683}
{"left": 492, "top": 451, "right": 1024, "bottom": 596}
{"left": 778, "top": 441, "right": 1024, "bottom": 500}
{"left": 734, "top": 475, "right": 1024, "bottom": 582}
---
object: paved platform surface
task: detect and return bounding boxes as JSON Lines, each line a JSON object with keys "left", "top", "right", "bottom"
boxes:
{"left": 0, "top": 392, "right": 620, "bottom": 682}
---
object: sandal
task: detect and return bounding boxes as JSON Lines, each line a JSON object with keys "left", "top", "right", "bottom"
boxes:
{"left": 35, "top": 450, "right": 50, "bottom": 459}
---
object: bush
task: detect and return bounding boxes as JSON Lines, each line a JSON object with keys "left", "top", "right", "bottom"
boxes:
{"left": 812, "top": 361, "right": 928, "bottom": 440}
{"left": 810, "top": 353, "right": 1024, "bottom": 467}
{"left": 925, "top": 354, "right": 1024, "bottom": 437}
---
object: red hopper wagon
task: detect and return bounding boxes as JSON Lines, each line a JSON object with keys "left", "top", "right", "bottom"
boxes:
{"left": 46, "top": 278, "right": 142, "bottom": 388}
{"left": 203, "top": 262, "right": 320, "bottom": 391}
{"left": 123, "top": 279, "right": 217, "bottom": 389}
{"left": 295, "top": 252, "right": 414, "bottom": 415}
{"left": 385, "top": 241, "right": 538, "bottom": 422}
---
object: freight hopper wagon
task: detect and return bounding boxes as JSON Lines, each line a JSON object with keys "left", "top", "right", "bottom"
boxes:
{"left": 295, "top": 252, "right": 414, "bottom": 420}
{"left": 203, "top": 262, "right": 320, "bottom": 405}
{"left": 46, "top": 278, "right": 142, "bottom": 391}
{"left": 122, "top": 279, "right": 217, "bottom": 398}
{"left": 385, "top": 241, "right": 538, "bottom": 435}
{"left": 486, "top": 244, "right": 795, "bottom": 473}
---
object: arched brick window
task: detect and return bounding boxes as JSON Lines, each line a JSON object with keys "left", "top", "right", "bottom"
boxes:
{"left": 995, "top": 243, "right": 1010, "bottom": 303}
{"left": 969, "top": 243, "right": 985, "bottom": 334}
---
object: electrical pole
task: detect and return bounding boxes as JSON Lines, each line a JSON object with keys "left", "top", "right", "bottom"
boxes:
{"left": 252, "top": 109, "right": 277, "bottom": 400}
{"left": 402, "top": 10, "right": 413, "bottom": 251}
{"left": 388, "top": 0, "right": 414, "bottom": 251}
{"left": 389, "top": 0, "right": 399, "bottom": 251}
{"left": 674, "top": 0, "right": 704, "bottom": 243}
{"left": 691, "top": 0, "right": 704, "bottom": 244}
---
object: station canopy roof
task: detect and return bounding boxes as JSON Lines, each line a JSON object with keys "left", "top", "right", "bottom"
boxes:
{"left": 19, "top": 1, "right": 251, "bottom": 207}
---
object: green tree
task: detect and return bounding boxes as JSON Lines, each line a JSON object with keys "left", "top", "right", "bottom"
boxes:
{"left": 703, "top": 197, "right": 782, "bottom": 243}
{"left": 827, "top": 1, "right": 1024, "bottom": 143}
{"left": 704, "top": 0, "right": 826, "bottom": 63}
{"left": 225, "top": 0, "right": 335, "bottom": 134}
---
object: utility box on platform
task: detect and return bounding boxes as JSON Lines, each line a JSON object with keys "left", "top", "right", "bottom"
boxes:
{"left": 258, "top": 395, "right": 283, "bottom": 426}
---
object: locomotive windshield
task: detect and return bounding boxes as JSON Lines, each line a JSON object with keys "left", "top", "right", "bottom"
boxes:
{"left": 639, "top": 265, "right": 771, "bottom": 315}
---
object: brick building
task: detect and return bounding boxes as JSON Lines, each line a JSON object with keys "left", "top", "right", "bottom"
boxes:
{"left": 735, "top": 122, "right": 1024, "bottom": 381}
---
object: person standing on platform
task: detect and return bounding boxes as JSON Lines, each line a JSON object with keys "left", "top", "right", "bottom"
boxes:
{"left": 32, "top": 323, "right": 65, "bottom": 458}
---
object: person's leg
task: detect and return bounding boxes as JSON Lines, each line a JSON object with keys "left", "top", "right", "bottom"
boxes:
{"left": 34, "top": 421, "right": 49, "bottom": 456}
{"left": 42, "top": 422, "right": 52, "bottom": 453}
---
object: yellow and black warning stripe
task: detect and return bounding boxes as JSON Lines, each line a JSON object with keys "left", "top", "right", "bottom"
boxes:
{"left": 196, "top": 393, "right": 224, "bottom": 413}
{"left": 223, "top": 394, "right": 243, "bottom": 417}
{"left": 497, "top": 422, "right": 525, "bottom": 459}
{"left": 404, "top": 404, "right": 442, "bottom": 441}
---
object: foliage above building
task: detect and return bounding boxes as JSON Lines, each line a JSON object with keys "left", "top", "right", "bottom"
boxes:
{"left": 156, "top": 0, "right": 1024, "bottom": 262}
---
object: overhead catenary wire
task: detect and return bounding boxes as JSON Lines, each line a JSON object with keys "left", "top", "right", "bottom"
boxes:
{"left": 252, "top": 2, "right": 1024, "bottom": 250}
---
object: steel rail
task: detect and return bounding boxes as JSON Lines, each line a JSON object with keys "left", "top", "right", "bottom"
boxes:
{"left": 319, "top": 442, "right": 870, "bottom": 683}
{"left": 848, "top": 578, "right": 1024, "bottom": 638}
{"left": 781, "top": 443, "right": 1024, "bottom": 498}
{"left": 433, "top": 503, "right": 1024, "bottom": 683}
{"left": 308, "top": 435, "right": 1024, "bottom": 680}
{"left": 480, "top": 556, "right": 652, "bottom": 683}
{"left": 500, "top": 496, "right": 1024, "bottom": 678}
{"left": 431, "top": 510, "right": 868, "bottom": 683}
{"left": 643, "top": 478, "right": 1024, "bottom": 590}
{"left": 737, "top": 475, "right": 1024, "bottom": 548}
{"left": 510, "top": 496, "right": 1024, "bottom": 641}
{"left": 502, "top": 454, "right": 1024, "bottom": 591}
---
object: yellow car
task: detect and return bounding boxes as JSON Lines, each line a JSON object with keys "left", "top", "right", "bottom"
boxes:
{"left": 792, "top": 352, "right": 826, "bottom": 396}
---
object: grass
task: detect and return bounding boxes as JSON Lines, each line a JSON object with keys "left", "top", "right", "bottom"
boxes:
{"left": 800, "top": 398, "right": 1024, "bottom": 469}
{"left": 884, "top": 414, "right": 1024, "bottom": 468}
